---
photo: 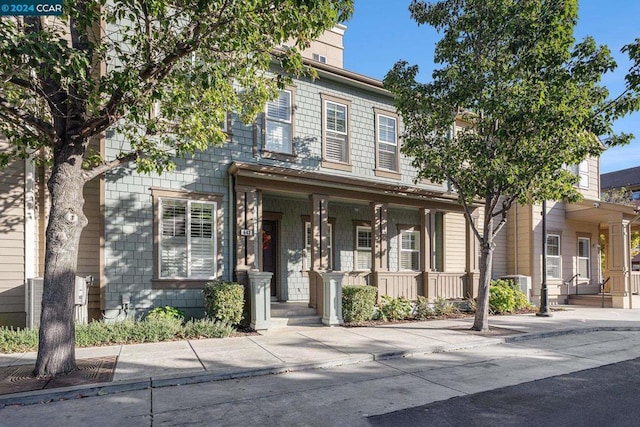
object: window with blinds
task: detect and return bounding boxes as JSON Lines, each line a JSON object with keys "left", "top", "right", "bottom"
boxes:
{"left": 160, "top": 199, "right": 216, "bottom": 278}
{"left": 356, "top": 226, "right": 372, "bottom": 270}
{"left": 377, "top": 113, "right": 398, "bottom": 171}
{"left": 324, "top": 100, "right": 348, "bottom": 163}
{"left": 400, "top": 230, "right": 420, "bottom": 271}
{"left": 265, "top": 90, "right": 293, "bottom": 153}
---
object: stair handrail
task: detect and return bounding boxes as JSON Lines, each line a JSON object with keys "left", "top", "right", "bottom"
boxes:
{"left": 600, "top": 277, "right": 610, "bottom": 308}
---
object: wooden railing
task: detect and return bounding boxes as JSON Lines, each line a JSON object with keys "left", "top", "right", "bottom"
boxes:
{"left": 631, "top": 272, "right": 640, "bottom": 295}
{"left": 374, "top": 271, "right": 422, "bottom": 300}
{"left": 424, "top": 271, "right": 469, "bottom": 300}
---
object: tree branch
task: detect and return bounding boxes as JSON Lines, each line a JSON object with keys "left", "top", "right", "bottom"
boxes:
{"left": 0, "top": 95, "right": 56, "bottom": 139}
{"left": 81, "top": 150, "right": 139, "bottom": 182}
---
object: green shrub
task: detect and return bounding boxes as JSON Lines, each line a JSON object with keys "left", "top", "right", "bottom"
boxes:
{"left": 181, "top": 319, "right": 235, "bottom": 339}
{"left": 0, "top": 326, "right": 38, "bottom": 353}
{"left": 433, "top": 297, "right": 459, "bottom": 316}
{"left": 377, "top": 295, "right": 412, "bottom": 321}
{"left": 342, "top": 285, "right": 377, "bottom": 322}
{"left": 414, "top": 296, "right": 435, "bottom": 320}
{"left": 146, "top": 305, "right": 185, "bottom": 321}
{"left": 489, "top": 279, "right": 532, "bottom": 314}
{"left": 203, "top": 280, "right": 245, "bottom": 325}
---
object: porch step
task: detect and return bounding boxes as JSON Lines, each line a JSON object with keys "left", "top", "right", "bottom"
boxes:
{"left": 567, "top": 294, "right": 612, "bottom": 308}
{"left": 270, "top": 302, "right": 322, "bottom": 328}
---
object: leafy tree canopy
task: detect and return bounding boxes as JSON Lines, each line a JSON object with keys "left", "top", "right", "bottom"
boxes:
{"left": 0, "top": 0, "right": 353, "bottom": 177}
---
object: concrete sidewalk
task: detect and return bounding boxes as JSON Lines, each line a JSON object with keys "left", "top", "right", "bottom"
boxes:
{"left": 2, "top": 306, "right": 640, "bottom": 408}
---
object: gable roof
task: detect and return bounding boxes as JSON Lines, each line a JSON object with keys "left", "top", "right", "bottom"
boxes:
{"left": 601, "top": 166, "right": 640, "bottom": 190}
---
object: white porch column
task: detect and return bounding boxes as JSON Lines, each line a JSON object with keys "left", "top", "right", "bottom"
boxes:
{"left": 310, "top": 194, "right": 330, "bottom": 271}
{"left": 608, "top": 215, "right": 631, "bottom": 308}
{"left": 248, "top": 270, "right": 273, "bottom": 330}
{"left": 320, "top": 271, "right": 344, "bottom": 326}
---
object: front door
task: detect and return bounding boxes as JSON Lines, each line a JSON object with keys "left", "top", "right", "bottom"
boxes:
{"left": 262, "top": 219, "right": 278, "bottom": 298}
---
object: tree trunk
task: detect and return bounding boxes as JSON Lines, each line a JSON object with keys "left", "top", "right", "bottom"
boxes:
{"left": 471, "top": 242, "right": 494, "bottom": 331}
{"left": 34, "top": 149, "right": 88, "bottom": 377}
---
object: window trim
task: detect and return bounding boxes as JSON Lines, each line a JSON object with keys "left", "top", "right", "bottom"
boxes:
{"left": 321, "top": 93, "right": 352, "bottom": 171}
{"left": 374, "top": 108, "right": 400, "bottom": 178}
{"left": 398, "top": 225, "right": 420, "bottom": 271}
{"left": 353, "top": 221, "right": 372, "bottom": 271}
{"left": 263, "top": 88, "right": 296, "bottom": 158}
{"left": 546, "top": 233, "right": 561, "bottom": 280}
{"left": 151, "top": 188, "right": 223, "bottom": 289}
{"left": 577, "top": 235, "right": 591, "bottom": 280}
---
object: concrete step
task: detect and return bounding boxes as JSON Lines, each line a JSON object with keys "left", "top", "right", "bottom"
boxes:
{"left": 567, "top": 294, "right": 612, "bottom": 308}
{"left": 270, "top": 301, "right": 322, "bottom": 328}
{"left": 270, "top": 315, "right": 323, "bottom": 328}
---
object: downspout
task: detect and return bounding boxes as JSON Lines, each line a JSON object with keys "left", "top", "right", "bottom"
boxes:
{"left": 228, "top": 173, "right": 234, "bottom": 281}
{"left": 24, "top": 155, "right": 36, "bottom": 289}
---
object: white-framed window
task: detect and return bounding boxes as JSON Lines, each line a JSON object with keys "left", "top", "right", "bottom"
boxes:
{"left": 312, "top": 53, "right": 327, "bottom": 63}
{"left": 578, "top": 237, "right": 590, "bottom": 279}
{"left": 400, "top": 229, "right": 420, "bottom": 271}
{"left": 304, "top": 221, "right": 333, "bottom": 270}
{"left": 546, "top": 234, "right": 561, "bottom": 279}
{"left": 356, "top": 226, "right": 372, "bottom": 270}
{"left": 265, "top": 90, "right": 293, "bottom": 153}
{"left": 376, "top": 113, "right": 398, "bottom": 172}
{"left": 570, "top": 160, "right": 589, "bottom": 189}
{"left": 324, "top": 99, "right": 349, "bottom": 163}
{"left": 159, "top": 198, "right": 216, "bottom": 279}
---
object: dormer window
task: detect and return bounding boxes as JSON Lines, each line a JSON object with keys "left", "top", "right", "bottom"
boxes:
{"left": 312, "top": 53, "right": 327, "bottom": 64}
{"left": 570, "top": 160, "right": 589, "bottom": 189}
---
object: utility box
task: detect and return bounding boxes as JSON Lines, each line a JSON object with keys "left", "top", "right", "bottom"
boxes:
{"left": 500, "top": 275, "right": 532, "bottom": 302}
{"left": 25, "top": 275, "right": 94, "bottom": 329}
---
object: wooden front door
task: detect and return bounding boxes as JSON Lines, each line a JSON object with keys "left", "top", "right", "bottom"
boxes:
{"left": 262, "top": 219, "right": 278, "bottom": 298}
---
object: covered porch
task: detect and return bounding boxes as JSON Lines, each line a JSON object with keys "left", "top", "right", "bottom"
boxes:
{"left": 566, "top": 200, "right": 640, "bottom": 309}
{"left": 228, "top": 162, "right": 482, "bottom": 329}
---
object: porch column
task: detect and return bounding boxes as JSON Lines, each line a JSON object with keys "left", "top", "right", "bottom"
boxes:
{"left": 608, "top": 215, "right": 631, "bottom": 308}
{"left": 320, "top": 272, "right": 344, "bottom": 326}
{"left": 248, "top": 270, "right": 273, "bottom": 330}
{"left": 466, "top": 210, "right": 480, "bottom": 299}
{"left": 420, "top": 208, "right": 434, "bottom": 299}
{"left": 371, "top": 202, "right": 388, "bottom": 272}
{"left": 235, "top": 186, "right": 260, "bottom": 285}
{"left": 309, "top": 194, "right": 329, "bottom": 311}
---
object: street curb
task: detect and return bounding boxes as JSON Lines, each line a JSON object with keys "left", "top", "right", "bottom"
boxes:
{"left": 3, "top": 326, "right": 640, "bottom": 408}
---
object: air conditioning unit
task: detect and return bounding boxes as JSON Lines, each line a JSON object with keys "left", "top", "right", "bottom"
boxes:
{"left": 25, "top": 277, "right": 44, "bottom": 329}
{"left": 500, "top": 275, "right": 532, "bottom": 302}
{"left": 25, "top": 276, "right": 93, "bottom": 329}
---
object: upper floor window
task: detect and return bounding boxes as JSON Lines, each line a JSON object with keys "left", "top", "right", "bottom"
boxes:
{"left": 312, "top": 53, "right": 327, "bottom": 64}
{"left": 375, "top": 110, "right": 399, "bottom": 172}
{"left": 321, "top": 94, "right": 351, "bottom": 168}
{"left": 400, "top": 229, "right": 420, "bottom": 271}
{"left": 578, "top": 237, "right": 590, "bottom": 279}
{"left": 159, "top": 198, "right": 216, "bottom": 279}
{"left": 546, "top": 234, "right": 561, "bottom": 279}
{"left": 265, "top": 89, "right": 293, "bottom": 154}
{"left": 570, "top": 160, "right": 589, "bottom": 189}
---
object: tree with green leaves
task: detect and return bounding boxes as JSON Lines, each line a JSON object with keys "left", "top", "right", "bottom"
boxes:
{"left": 384, "top": 0, "right": 630, "bottom": 331}
{"left": 0, "top": 0, "right": 352, "bottom": 376}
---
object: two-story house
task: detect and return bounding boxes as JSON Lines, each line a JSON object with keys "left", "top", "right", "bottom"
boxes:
{"left": 2, "top": 26, "right": 639, "bottom": 329}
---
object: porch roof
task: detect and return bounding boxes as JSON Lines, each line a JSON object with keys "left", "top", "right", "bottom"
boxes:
{"left": 566, "top": 198, "right": 640, "bottom": 225}
{"left": 228, "top": 162, "right": 472, "bottom": 211}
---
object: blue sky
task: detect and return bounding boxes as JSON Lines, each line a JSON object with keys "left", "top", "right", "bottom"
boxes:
{"left": 342, "top": 0, "right": 639, "bottom": 174}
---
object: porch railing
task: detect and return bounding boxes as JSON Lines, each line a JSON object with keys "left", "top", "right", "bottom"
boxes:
{"left": 631, "top": 272, "right": 640, "bottom": 295}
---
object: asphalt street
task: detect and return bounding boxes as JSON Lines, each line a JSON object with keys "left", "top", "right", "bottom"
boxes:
{"left": 2, "top": 330, "right": 640, "bottom": 426}
{"left": 369, "top": 356, "right": 640, "bottom": 427}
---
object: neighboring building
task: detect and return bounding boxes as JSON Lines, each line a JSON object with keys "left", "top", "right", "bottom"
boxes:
{"left": 601, "top": 166, "right": 640, "bottom": 205}
{"left": 2, "top": 26, "right": 640, "bottom": 328}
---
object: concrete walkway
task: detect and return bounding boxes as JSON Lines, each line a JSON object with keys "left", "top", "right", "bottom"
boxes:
{"left": 1, "top": 306, "right": 640, "bottom": 410}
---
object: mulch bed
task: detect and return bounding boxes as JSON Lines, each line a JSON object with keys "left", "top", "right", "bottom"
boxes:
{"left": 0, "top": 356, "right": 117, "bottom": 396}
